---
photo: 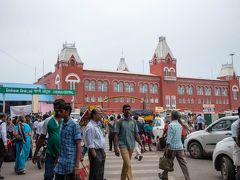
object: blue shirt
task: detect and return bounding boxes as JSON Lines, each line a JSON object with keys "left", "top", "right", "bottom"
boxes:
{"left": 197, "top": 116, "right": 205, "bottom": 124}
{"left": 166, "top": 120, "right": 183, "bottom": 150}
{"left": 54, "top": 118, "right": 81, "bottom": 175}
{"left": 85, "top": 120, "right": 105, "bottom": 149}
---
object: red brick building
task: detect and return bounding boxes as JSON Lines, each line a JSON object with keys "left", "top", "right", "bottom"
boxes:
{"left": 37, "top": 37, "right": 240, "bottom": 114}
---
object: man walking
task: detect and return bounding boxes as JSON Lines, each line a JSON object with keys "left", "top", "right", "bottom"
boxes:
{"left": 32, "top": 99, "right": 65, "bottom": 180}
{"left": 85, "top": 107, "right": 106, "bottom": 180}
{"left": 108, "top": 116, "right": 115, "bottom": 151}
{"left": 159, "top": 111, "right": 190, "bottom": 180}
{"left": 114, "top": 104, "right": 144, "bottom": 180}
{"left": 231, "top": 107, "right": 240, "bottom": 180}
{"left": 0, "top": 113, "right": 7, "bottom": 179}
{"left": 54, "top": 103, "right": 82, "bottom": 180}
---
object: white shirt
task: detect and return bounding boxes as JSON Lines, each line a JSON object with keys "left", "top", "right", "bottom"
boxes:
{"left": 41, "top": 116, "right": 60, "bottom": 135}
{"left": 36, "top": 121, "right": 44, "bottom": 135}
{"left": 85, "top": 120, "right": 105, "bottom": 149}
{"left": 0, "top": 120, "right": 7, "bottom": 146}
{"left": 33, "top": 120, "right": 39, "bottom": 130}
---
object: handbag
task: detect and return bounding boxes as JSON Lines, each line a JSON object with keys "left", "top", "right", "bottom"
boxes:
{"left": 159, "top": 155, "right": 174, "bottom": 172}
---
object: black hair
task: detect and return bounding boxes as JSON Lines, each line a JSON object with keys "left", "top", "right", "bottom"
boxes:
{"left": 117, "top": 114, "right": 121, "bottom": 119}
{"left": 19, "top": 116, "right": 25, "bottom": 123}
{"left": 53, "top": 99, "right": 66, "bottom": 112}
{"left": 110, "top": 116, "right": 114, "bottom": 121}
{"left": 238, "top": 107, "right": 240, "bottom": 117}
{"left": 43, "top": 114, "right": 49, "bottom": 120}
{"left": 171, "top": 110, "right": 180, "bottom": 120}
{"left": 133, "top": 115, "right": 138, "bottom": 120}
{"left": 0, "top": 113, "right": 6, "bottom": 119}
{"left": 62, "top": 103, "right": 72, "bottom": 115}
{"left": 91, "top": 109, "right": 98, "bottom": 119}
{"left": 122, "top": 104, "right": 131, "bottom": 112}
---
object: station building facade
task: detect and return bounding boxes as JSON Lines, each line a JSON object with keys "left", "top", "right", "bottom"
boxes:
{"left": 37, "top": 37, "right": 240, "bottom": 114}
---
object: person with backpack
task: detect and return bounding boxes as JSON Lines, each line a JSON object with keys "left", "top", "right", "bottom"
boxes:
{"left": 0, "top": 113, "right": 7, "bottom": 179}
{"left": 114, "top": 104, "right": 144, "bottom": 180}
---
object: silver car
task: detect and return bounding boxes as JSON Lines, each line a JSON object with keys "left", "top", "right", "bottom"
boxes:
{"left": 213, "top": 137, "right": 235, "bottom": 180}
{"left": 184, "top": 116, "right": 238, "bottom": 159}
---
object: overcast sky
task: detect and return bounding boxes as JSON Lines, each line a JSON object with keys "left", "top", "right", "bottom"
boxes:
{"left": 0, "top": 0, "right": 239, "bottom": 84}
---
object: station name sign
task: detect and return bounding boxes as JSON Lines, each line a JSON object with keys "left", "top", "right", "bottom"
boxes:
{"left": 0, "top": 87, "right": 75, "bottom": 95}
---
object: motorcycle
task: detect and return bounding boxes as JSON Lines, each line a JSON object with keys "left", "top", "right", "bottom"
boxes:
{"left": 37, "top": 139, "right": 47, "bottom": 169}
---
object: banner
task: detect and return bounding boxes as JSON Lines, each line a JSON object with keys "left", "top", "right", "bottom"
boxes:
{"left": 10, "top": 105, "right": 32, "bottom": 118}
{"left": 203, "top": 104, "right": 215, "bottom": 114}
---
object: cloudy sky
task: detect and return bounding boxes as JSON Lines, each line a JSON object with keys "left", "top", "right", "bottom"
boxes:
{"left": 0, "top": 0, "right": 239, "bottom": 83}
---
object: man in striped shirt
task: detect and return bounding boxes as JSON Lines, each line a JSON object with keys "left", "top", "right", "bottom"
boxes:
{"left": 159, "top": 111, "right": 190, "bottom": 180}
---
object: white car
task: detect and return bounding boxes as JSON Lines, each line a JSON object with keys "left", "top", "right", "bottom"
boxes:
{"left": 184, "top": 116, "right": 238, "bottom": 159}
{"left": 213, "top": 137, "right": 235, "bottom": 180}
{"left": 152, "top": 117, "right": 165, "bottom": 143}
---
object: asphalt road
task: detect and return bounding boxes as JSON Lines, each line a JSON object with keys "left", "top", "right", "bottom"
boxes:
{"left": 1, "top": 152, "right": 223, "bottom": 180}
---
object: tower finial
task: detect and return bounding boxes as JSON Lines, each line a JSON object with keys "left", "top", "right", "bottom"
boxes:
{"left": 121, "top": 48, "right": 124, "bottom": 58}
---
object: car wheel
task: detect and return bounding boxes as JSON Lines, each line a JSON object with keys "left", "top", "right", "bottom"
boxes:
{"left": 221, "top": 156, "right": 235, "bottom": 180}
{"left": 188, "top": 142, "right": 203, "bottom": 159}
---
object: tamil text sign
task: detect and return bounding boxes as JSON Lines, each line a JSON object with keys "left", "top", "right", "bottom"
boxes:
{"left": 0, "top": 87, "right": 75, "bottom": 95}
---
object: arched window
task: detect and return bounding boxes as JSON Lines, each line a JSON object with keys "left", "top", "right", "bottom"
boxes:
{"left": 153, "top": 85, "right": 158, "bottom": 93}
{"left": 125, "top": 83, "right": 130, "bottom": 92}
{"left": 186, "top": 86, "right": 189, "bottom": 95}
{"left": 189, "top": 86, "right": 193, "bottom": 95}
{"left": 150, "top": 84, "right": 154, "bottom": 93}
{"left": 103, "top": 81, "right": 108, "bottom": 92}
{"left": 178, "top": 85, "right": 182, "bottom": 94}
{"left": 98, "top": 81, "right": 103, "bottom": 92}
{"left": 55, "top": 74, "right": 60, "bottom": 90}
{"left": 90, "top": 81, "right": 96, "bottom": 91}
{"left": 84, "top": 80, "right": 90, "bottom": 91}
{"left": 164, "top": 67, "right": 169, "bottom": 76}
{"left": 130, "top": 83, "right": 134, "bottom": 93}
{"left": 114, "top": 82, "right": 118, "bottom": 92}
{"left": 119, "top": 82, "right": 123, "bottom": 92}
{"left": 143, "top": 84, "right": 148, "bottom": 93}
{"left": 215, "top": 87, "right": 221, "bottom": 96}
{"left": 170, "top": 68, "right": 175, "bottom": 76}
{"left": 65, "top": 73, "right": 80, "bottom": 90}
{"left": 232, "top": 86, "right": 239, "bottom": 100}
{"left": 181, "top": 86, "right": 185, "bottom": 94}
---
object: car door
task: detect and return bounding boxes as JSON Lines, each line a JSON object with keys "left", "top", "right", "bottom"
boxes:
{"left": 204, "top": 119, "right": 233, "bottom": 153}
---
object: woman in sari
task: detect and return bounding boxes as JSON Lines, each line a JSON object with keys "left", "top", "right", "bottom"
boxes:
{"left": 14, "top": 116, "right": 32, "bottom": 175}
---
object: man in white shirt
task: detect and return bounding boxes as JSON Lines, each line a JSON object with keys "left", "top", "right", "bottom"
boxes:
{"left": 0, "top": 113, "right": 7, "bottom": 179}
{"left": 85, "top": 107, "right": 106, "bottom": 180}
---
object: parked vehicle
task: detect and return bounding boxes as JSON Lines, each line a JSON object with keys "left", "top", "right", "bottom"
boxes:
{"left": 184, "top": 116, "right": 238, "bottom": 159}
{"left": 152, "top": 117, "right": 165, "bottom": 143}
{"left": 37, "top": 139, "right": 47, "bottom": 169}
{"left": 213, "top": 137, "right": 235, "bottom": 180}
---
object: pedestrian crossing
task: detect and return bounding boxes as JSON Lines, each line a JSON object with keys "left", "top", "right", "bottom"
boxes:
{"left": 104, "top": 143, "right": 175, "bottom": 180}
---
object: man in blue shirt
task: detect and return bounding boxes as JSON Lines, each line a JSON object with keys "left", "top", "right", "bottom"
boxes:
{"left": 85, "top": 107, "right": 106, "bottom": 180}
{"left": 54, "top": 103, "right": 82, "bottom": 180}
{"left": 159, "top": 111, "right": 190, "bottom": 180}
{"left": 196, "top": 114, "right": 205, "bottom": 130}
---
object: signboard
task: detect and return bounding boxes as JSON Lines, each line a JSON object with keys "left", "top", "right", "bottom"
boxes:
{"left": 10, "top": 105, "right": 32, "bottom": 118}
{"left": 155, "top": 106, "right": 164, "bottom": 113}
{"left": 0, "top": 87, "right": 75, "bottom": 95}
{"left": 203, "top": 104, "right": 215, "bottom": 114}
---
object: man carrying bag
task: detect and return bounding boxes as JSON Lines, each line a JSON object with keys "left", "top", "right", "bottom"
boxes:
{"left": 158, "top": 111, "right": 190, "bottom": 180}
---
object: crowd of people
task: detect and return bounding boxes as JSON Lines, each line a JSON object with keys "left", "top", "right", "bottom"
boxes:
{"left": 0, "top": 97, "right": 218, "bottom": 180}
